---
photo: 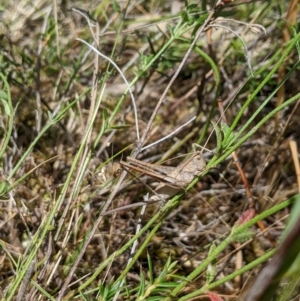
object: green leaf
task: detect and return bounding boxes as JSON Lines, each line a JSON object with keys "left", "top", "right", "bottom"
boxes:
{"left": 206, "top": 243, "right": 217, "bottom": 284}
{"left": 112, "top": 0, "right": 120, "bottom": 12}
{"left": 47, "top": 110, "right": 53, "bottom": 120}
{"left": 292, "top": 27, "right": 300, "bottom": 58}
{"left": 191, "top": 13, "right": 209, "bottom": 37}
{"left": 211, "top": 121, "right": 223, "bottom": 156}
{"left": 181, "top": 10, "right": 190, "bottom": 24}
{"left": 0, "top": 91, "right": 12, "bottom": 116}
{"left": 221, "top": 122, "right": 236, "bottom": 147}
{"left": 0, "top": 180, "right": 10, "bottom": 196}
{"left": 186, "top": 4, "right": 198, "bottom": 11}
{"left": 109, "top": 124, "right": 132, "bottom": 130}
{"left": 147, "top": 251, "right": 154, "bottom": 284}
{"left": 137, "top": 272, "right": 146, "bottom": 298}
{"left": 217, "top": 11, "right": 237, "bottom": 17}
{"left": 0, "top": 91, "right": 8, "bottom": 100}
{"left": 231, "top": 227, "right": 255, "bottom": 243}
{"left": 46, "top": 225, "right": 55, "bottom": 231}
{"left": 201, "top": 0, "right": 207, "bottom": 11}
{"left": 79, "top": 291, "right": 89, "bottom": 301}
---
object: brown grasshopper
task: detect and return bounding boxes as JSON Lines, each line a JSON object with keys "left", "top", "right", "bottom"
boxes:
{"left": 120, "top": 151, "right": 206, "bottom": 202}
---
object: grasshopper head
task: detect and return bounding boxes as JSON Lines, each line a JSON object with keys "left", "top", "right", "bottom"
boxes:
{"left": 190, "top": 153, "right": 206, "bottom": 175}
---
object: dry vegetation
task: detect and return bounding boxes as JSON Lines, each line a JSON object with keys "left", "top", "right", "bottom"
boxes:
{"left": 0, "top": 0, "right": 300, "bottom": 300}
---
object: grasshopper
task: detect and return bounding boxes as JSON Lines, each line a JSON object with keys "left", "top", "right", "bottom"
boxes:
{"left": 120, "top": 151, "right": 206, "bottom": 202}
{"left": 116, "top": 151, "right": 205, "bottom": 298}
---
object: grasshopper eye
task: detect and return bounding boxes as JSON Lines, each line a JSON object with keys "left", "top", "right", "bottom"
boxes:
{"left": 113, "top": 169, "right": 122, "bottom": 178}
